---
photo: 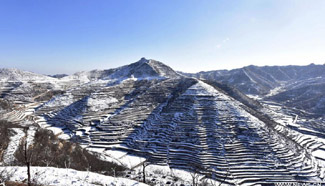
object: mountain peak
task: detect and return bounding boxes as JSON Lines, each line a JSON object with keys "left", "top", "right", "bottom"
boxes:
{"left": 63, "top": 58, "right": 180, "bottom": 82}
{"left": 139, "top": 57, "right": 149, "bottom": 63}
{"left": 108, "top": 58, "right": 180, "bottom": 80}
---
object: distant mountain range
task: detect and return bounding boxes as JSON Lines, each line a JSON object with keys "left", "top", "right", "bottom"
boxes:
{"left": 182, "top": 64, "right": 325, "bottom": 117}
{"left": 48, "top": 74, "right": 68, "bottom": 78}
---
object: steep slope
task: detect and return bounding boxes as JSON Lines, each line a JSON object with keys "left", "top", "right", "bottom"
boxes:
{"left": 120, "top": 81, "right": 322, "bottom": 184}
{"left": 184, "top": 64, "right": 325, "bottom": 117}
{"left": 32, "top": 79, "right": 324, "bottom": 184}
{"left": 33, "top": 78, "right": 324, "bottom": 184}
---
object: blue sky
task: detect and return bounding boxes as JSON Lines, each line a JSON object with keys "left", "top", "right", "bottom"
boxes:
{"left": 0, "top": 0, "right": 325, "bottom": 74}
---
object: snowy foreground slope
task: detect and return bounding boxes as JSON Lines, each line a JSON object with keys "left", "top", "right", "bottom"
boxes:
{"left": 0, "top": 166, "right": 148, "bottom": 186}
{"left": 1, "top": 58, "right": 325, "bottom": 185}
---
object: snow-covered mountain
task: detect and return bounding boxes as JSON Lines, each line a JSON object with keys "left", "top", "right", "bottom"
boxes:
{"left": 0, "top": 68, "right": 56, "bottom": 83}
{"left": 61, "top": 57, "right": 180, "bottom": 83}
{"left": 183, "top": 64, "right": 325, "bottom": 117}
{"left": 1, "top": 59, "right": 325, "bottom": 185}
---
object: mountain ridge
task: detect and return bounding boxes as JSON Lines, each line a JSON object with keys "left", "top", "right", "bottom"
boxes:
{"left": 1, "top": 59, "right": 325, "bottom": 185}
{"left": 182, "top": 63, "right": 325, "bottom": 117}
{"left": 0, "top": 68, "right": 56, "bottom": 82}
{"left": 61, "top": 58, "right": 180, "bottom": 83}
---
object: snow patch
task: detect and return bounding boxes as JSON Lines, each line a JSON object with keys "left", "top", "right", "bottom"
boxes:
{"left": 44, "top": 93, "right": 74, "bottom": 107}
{"left": 3, "top": 128, "right": 25, "bottom": 165}
{"left": 26, "top": 127, "right": 36, "bottom": 147}
{"left": 0, "top": 166, "right": 148, "bottom": 186}
{"left": 184, "top": 81, "right": 220, "bottom": 96}
{"left": 87, "top": 95, "right": 118, "bottom": 112}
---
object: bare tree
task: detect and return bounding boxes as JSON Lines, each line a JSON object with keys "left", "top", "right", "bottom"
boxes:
{"left": 111, "top": 167, "right": 116, "bottom": 177}
{"left": 22, "top": 136, "right": 32, "bottom": 186}
{"left": 190, "top": 159, "right": 230, "bottom": 186}
{"left": 138, "top": 140, "right": 151, "bottom": 184}
{"left": 19, "top": 127, "right": 41, "bottom": 186}
{"left": 142, "top": 160, "right": 150, "bottom": 183}
{"left": 190, "top": 164, "right": 203, "bottom": 186}
{"left": 190, "top": 171, "right": 200, "bottom": 186}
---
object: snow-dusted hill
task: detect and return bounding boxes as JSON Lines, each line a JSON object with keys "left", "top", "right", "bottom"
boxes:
{"left": 1, "top": 58, "right": 325, "bottom": 185}
{"left": 61, "top": 58, "right": 180, "bottom": 83}
{"left": 183, "top": 64, "right": 325, "bottom": 117}
{"left": 0, "top": 68, "right": 56, "bottom": 83}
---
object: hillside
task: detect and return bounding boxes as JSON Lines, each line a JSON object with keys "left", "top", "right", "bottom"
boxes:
{"left": 1, "top": 59, "right": 325, "bottom": 185}
{"left": 183, "top": 64, "right": 325, "bottom": 117}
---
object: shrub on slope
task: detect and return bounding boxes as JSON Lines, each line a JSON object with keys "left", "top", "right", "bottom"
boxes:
{"left": 15, "top": 129, "right": 125, "bottom": 176}
{"left": 0, "top": 120, "right": 22, "bottom": 162}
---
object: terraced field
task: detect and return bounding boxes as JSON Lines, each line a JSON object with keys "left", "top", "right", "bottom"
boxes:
{"left": 1, "top": 60, "right": 325, "bottom": 185}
